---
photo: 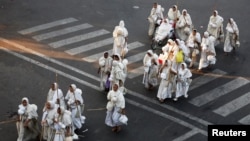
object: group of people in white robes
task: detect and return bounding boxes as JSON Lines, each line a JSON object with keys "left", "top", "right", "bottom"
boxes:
{"left": 17, "top": 83, "right": 86, "bottom": 141}
{"left": 98, "top": 52, "right": 128, "bottom": 132}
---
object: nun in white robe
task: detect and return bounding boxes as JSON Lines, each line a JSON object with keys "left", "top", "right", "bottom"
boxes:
{"left": 41, "top": 101, "right": 57, "bottom": 141}
{"left": 157, "top": 60, "right": 177, "bottom": 103}
{"left": 17, "top": 97, "right": 40, "bottom": 141}
{"left": 47, "top": 82, "right": 66, "bottom": 109}
{"left": 147, "top": 3, "right": 164, "bottom": 36}
{"left": 167, "top": 5, "right": 181, "bottom": 27}
{"left": 112, "top": 20, "right": 128, "bottom": 58}
{"left": 105, "top": 83, "right": 126, "bottom": 132}
{"left": 176, "top": 9, "right": 193, "bottom": 41}
{"left": 53, "top": 106, "right": 72, "bottom": 141}
{"left": 224, "top": 18, "right": 240, "bottom": 53}
{"left": 65, "top": 84, "right": 85, "bottom": 139}
{"left": 174, "top": 63, "right": 192, "bottom": 101}
{"left": 142, "top": 50, "right": 154, "bottom": 84}
{"left": 98, "top": 52, "right": 113, "bottom": 90}
{"left": 109, "top": 60, "right": 126, "bottom": 89}
{"left": 207, "top": 10, "right": 224, "bottom": 46}
{"left": 198, "top": 32, "right": 216, "bottom": 70}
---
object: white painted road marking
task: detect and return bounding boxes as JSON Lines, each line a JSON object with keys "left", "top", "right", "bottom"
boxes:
{"left": 33, "top": 23, "right": 93, "bottom": 41}
{"left": 18, "top": 17, "right": 78, "bottom": 35}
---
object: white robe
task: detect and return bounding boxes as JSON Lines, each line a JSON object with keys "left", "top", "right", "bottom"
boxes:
{"left": 198, "top": 36, "right": 216, "bottom": 69}
{"left": 167, "top": 8, "right": 181, "bottom": 22}
{"left": 98, "top": 56, "right": 112, "bottom": 90}
{"left": 53, "top": 110, "right": 72, "bottom": 141}
{"left": 142, "top": 54, "right": 153, "bottom": 84}
{"left": 17, "top": 104, "right": 39, "bottom": 141}
{"left": 176, "top": 13, "right": 193, "bottom": 41}
{"left": 207, "top": 15, "right": 224, "bottom": 39}
{"left": 113, "top": 23, "right": 128, "bottom": 57}
{"left": 41, "top": 105, "right": 57, "bottom": 141}
{"left": 157, "top": 66, "right": 174, "bottom": 100}
{"left": 154, "top": 21, "right": 173, "bottom": 41}
{"left": 47, "top": 88, "right": 66, "bottom": 109}
{"left": 224, "top": 21, "right": 239, "bottom": 52}
{"left": 175, "top": 66, "right": 192, "bottom": 98}
{"left": 65, "top": 88, "right": 84, "bottom": 131}
{"left": 148, "top": 4, "right": 164, "bottom": 36}
{"left": 105, "top": 89, "right": 126, "bottom": 127}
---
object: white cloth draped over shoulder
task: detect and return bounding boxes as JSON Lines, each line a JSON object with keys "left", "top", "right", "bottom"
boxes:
{"left": 147, "top": 4, "right": 164, "bottom": 36}
{"left": 17, "top": 98, "right": 40, "bottom": 141}
{"left": 99, "top": 53, "right": 113, "bottom": 90}
{"left": 176, "top": 9, "right": 193, "bottom": 41}
{"left": 167, "top": 5, "right": 181, "bottom": 22}
{"left": 224, "top": 18, "right": 240, "bottom": 52}
{"left": 105, "top": 88, "right": 126, "bottom": 127}
{"left": 154, "top": 19, "right": 173, "bottom": 41}
{"left": 113, "top": 20, "right": 128, "bottom": 57}
{"left": 175, "top": 63, "right": 192, "bottom": 99}
{"left": 198, "top": 32, "right": 216, "bottom": 70}
{"left": 47, "top": 83, "right": 66, "bottom": 109}
{"left": 53, "top": 107, "right": 72, "bottom": 141}
{"left": 207, "top": 10, "right": 224, "bottom": 40}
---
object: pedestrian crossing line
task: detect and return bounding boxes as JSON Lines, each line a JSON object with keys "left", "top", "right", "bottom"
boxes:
{"left": 65, "top": 37, "right": 113, "bottom": 55}
{"left": 189, "top": 69, "right": 227, "bottom": 91}
{"left": 127, "top": 66, "right": 144, "bottom": 79}
{"left": 238, "top": 114, "right": 250, "bottom": 125}
{"left": 213, "top": 91, "right": 250, "bottom": 117}
{"left": 82, "top": 41, "right": 144, "bottom": 63}
{"left": 32, "top": 23, "right": 93, "bottom": 41}
{"left": 48, "top": 29, "right": 110, "bottom": 48}
{"left": 172, "top": 130, "right": 200, "bottom": 141}
{"left": 126, "top": 51, "right": 146, "bottom": 64}
{"left": 188, "top": 77, "right": 250, "bottom": 107}
{"left": 18, "top": 17, "right": 78, "bottom": 35}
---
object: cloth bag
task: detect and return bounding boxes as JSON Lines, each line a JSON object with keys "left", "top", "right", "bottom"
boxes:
{"left": 119, "top": 114, "right": 128, "bottom": 125}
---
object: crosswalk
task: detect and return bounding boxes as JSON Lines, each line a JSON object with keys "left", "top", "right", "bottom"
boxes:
{"left": 18, "top": 17, "right": 146, "bottom": 79}
{"left": 18, "top": 17, "right": 250, "bottom": 127}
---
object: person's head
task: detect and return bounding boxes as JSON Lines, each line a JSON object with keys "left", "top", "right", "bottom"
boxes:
{"left": 229, "top": 18, "right": 234, "bottom": 25}
{"left": 22, "top": 97, "right": 29, "bottom": 107}
{"left": 153, "top": 2, "right": 157, "bottom": 8}
{"left": 182, "top": 9, "right": 187, "bottom": 16}
{"left": 69, "top": 84, "right": 76, "bottom": 92}
{"left": 213, "top": 10, "right": 218, "bottom": 17}
{"left": 57, "top": 107, "right": 64, "bottom": 115}
{"left": 112, "top": 83, "right": 119, "bottom": 91}
{"left": 192, "top": 29, "right": 197, "bottom": 36}
{"left": 204, "top": 31, "right": 209, "bottom": 38}
{"left": 172, "top": 5, "right": 177, "bottom": 11}
{"left": 51, "top": 82, "right": 57, "bottom": 91}
{"left": 181, "top": 63, "right": 187, "bottom": 70}
{"left": 119, "top": 20, "right": 125, "bottom": 27}
{"left": 147, "top": 50, "right": 153, "bottom": 57}
{"left": 104, "top": 52, "right": 109, "bottom": 58}
{"left": 113, "top": 54, "right": 120, "bottom": 61}
{"left": 46, "top": 101, "right": 54, "bottom": 110}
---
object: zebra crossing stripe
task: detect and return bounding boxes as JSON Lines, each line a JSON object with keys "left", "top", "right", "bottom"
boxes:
{"left": 82, "top": 41, "right": 144, "bottom": 63}
{"left": 238, "top": 114, "right": 250, "bottom": 125}
{"left": 127, "top": 66, "right": 144, "bottom": 79}
{"left": 189, "top": 69, "right": 227, "bottom": 91}
{"left": 65, "top": 38, "right": 113, "bottom": 55}
{"left": 188, "top": 77, "right": 249, "bottom": 107}
{"left": 126, "top": 52, "right": 146, "bottom": 64}
{"left": 32, "top": 23, "right": 93, "bottom": 41}
{"left": 213, "top": 91, "right": 250, "bottom": 117}
{"left": 18, "top": 18, "right": 78, "bottom": 35}
{"left": 48, "top": 29, "right": 110, "bottom": 48}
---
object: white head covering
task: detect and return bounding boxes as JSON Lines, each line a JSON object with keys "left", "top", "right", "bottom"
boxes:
{"left": 48, "top": 101, "right": 55, "bottom": 109}
{"left": 147, "top": 50, "right": 153, "bottom": 55}
{"left": 70, "top": 84, "right": 77, "bottom": 91}
{"left": 182, "top": 9, "right": 187, "bottom": 14}
{"left": 22, "top": 97, "right": 29, "bottom": 104}
{"left": 214, "top": 10, "right": 218, "bottom": 16}
{"left": 204, "top": 31, "right": 209, "bottom": 38}
{"left": 119, "top": 20, "right": 125, "bottom": 27}
{"left": 167, "top": 39, "right": 174, "bottom": 44}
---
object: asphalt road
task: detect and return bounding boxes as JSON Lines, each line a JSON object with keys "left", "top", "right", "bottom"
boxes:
{"left": 0, "top": 0, "right": 250, "bottom": 141}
